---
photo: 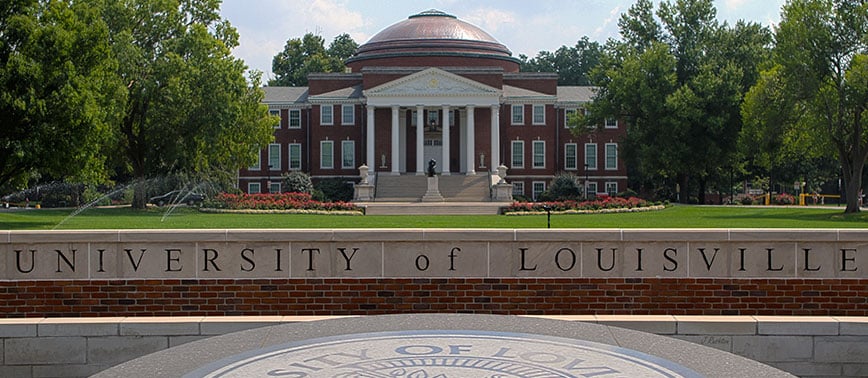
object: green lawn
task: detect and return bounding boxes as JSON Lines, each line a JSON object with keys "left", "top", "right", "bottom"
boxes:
{"left": 1, "top": 205, "right": 867, "bottom": 230}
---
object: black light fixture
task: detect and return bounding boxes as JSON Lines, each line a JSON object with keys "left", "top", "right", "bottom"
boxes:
{"left": 428, "top": 116, "right": 439, "bottom": 132}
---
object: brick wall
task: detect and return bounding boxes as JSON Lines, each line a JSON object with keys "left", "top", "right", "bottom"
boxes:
{"left": 1, "top": 278, "right": 866, "bottom": 318}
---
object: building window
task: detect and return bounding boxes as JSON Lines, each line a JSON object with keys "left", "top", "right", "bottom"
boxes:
{"left": 342, "top": 140, "right": 355, "bottom": 169}
{"left": 449, "top": 110, "right": 455, "bottom": 125}
{"left": 511, "top": 104, "right": 524, "bottom": 125}
{"left": 605, "top": 182, "right": 618, "bottom": 196}
{"left": 605, "top": 143, "right": 618, "bottom": 170}
{"left": 411, "top": 110, "right": 417, "bottom": 126}
{"left": 288, "top": 143, "right": 302, "bottom": 170}
{"left": 532, "top": 140, "right": 545, "bottom": 169}
{"left": 289, "top": 109, "right": 301, "bottom": 129}
{"left": 511, "top": 140, "right": 524, "bottom": 168}
{"left": 268, "top": 143, "right": 281, "bottom": 170}
{"left": 583, "top": 108, "right": 594, "bottom": 129}
{"left": 532, "top": 181, "right": 546, "bottom": 201}
{"left": 427, "top": 109, "right": 439, "bottom": 126}
{"left": 585, "top": 143, "right": 597, "bottom": 170}
{"left": 512, "top": 182, "right": 525, "bottom": 197}
{"left": 342, "top": 104, "right": 354, "bottom": 125}
{"left": 565, "top": 143, "right": 577, "bottom": 170}
{"left": 248, "top": 182, "right": 261, "bottom": 194}
{"left": 249, "top": 151, "right": 261, "bottom": 171}
{"left": 320, "top": 105, "right": 333, "bottom": 125}
{"left": 565, "top": 109, "right": 577, "bottom": 128}
{"left": 269, "top": 182, "right": 281, "bottom": 194}
{"left": 605, "top": 117, "right": 618, "bottom": 129}
{"left": 532, "top": 104, "right": 545, "bottom": 125}
{"left": 587, "top": 182, "right": 598, "bottom": 197}
{"left": 320, "top": 140, "right": 334, "bottom": 169}
{"left": 270, "top": 109, "right": 281, "bottom": 129}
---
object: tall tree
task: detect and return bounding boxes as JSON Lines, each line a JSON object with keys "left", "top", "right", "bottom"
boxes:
{"left": 103, "top": 0, "right": 275, "bottom": 208}
{"left": 744, "top": 0, "right": 868, "bottom": 212}
{"left": 581, "top": 0, "right": 771, "bottom": 203}
{"left": 0, "top": 0, "right": 121, "bottom": 190}
{"left": 270, "top": 33, "right": 357, "bottom": 86}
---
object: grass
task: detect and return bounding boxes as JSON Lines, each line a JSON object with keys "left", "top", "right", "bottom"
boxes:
{"left": 1, "top": 205, "right": 867, "bottom": 230}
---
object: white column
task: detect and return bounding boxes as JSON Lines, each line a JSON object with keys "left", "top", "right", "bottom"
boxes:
{"left": 416, "top": 106, "right": 425, "bottom": 175}
{"left": 391, "top": 106, "right": 400, "bottom": 175}
{"left": 366, "top": 106, "right": 375, "bottom": 169}
{"left": 441, "top": 106, "right": 450, "bottom": 175}
{"left": 465, "top": 105, "right": 476, "bottom": 175}
{"left": 490, "top": 105, "right": 500, "bottom": 173}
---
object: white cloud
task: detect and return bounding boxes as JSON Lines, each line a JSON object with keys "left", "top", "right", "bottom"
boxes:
{"left": 724, "top": 0, "right": 748, "bottom": 10}
{"left": 461, "top": 8, "right": 517, "bottom": 34}
{"left": 307, "top": 0, "right": 366, "bottom": 37}
{"left": 593, "top": 6, "right": 622, "bottom": 39}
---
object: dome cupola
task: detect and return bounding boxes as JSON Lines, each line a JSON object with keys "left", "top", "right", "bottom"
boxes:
{"left": 346, "top": 10, "right": 519, "bottom": 72}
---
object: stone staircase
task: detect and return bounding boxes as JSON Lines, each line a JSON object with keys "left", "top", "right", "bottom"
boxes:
{"left": 373, "top": 174, "right": 491, "bottom": 202}
{"left": 363, "top": 173, "right": 504, "bottom": 215}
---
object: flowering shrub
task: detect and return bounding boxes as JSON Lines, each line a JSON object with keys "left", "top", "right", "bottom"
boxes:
{"left": 504, "top": 197, "right": 657, "bottom": 214}
{"left": 773, "top": 193, "right": 796, "bottom": 205}
{"left": 203, "top": 192, "right": 361, "bottom": 213}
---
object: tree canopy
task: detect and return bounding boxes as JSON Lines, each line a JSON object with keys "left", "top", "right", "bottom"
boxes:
{"left": 742, "top": 0, "right": 868, "bottom": 212}
{"left": 0, "top": 0, "right": 121, "bottom": 191}
{"left": 270, "top": 33, "right": 359, "bottom": 86}
{"left": 519, "top": 36, "right": 604, "bottom": 85}
{"left": 581, "top": 0, "right": 772, "bottom": 203}
{"left": 102, "top": 0, "right": 275, "bottom": 208}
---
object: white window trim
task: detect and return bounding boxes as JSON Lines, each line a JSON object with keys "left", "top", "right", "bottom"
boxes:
{"left": 587, "top": 182, "right": 598, "bottom": 197}
{"left": 511, "top": 104, "right": 524, "bottom": 125}
{"left": 605, "top": 143, "right": 618, "bottom": 170}
{"left": 320, "top": 105, "right": 333, "bottom": 125}
{"left": 341, "top": 104, "right": 354, "bottom": 125}
{"left": 532, "top": 181, "right": 546, "bottom": 201}
{"left": 341, "top": 140, "right": 355, "bottom": 169}
{"left": 512, "top": 181, "right": 525, "bottom": 197}
{"left": 288, "top": 143, "right": 302, "bottom": 170}
{"left": 605, "top": 117, "right": 618, "bottom": 129}
{"left": 249, "top": 151, "right": 261, "bottom": 171}
{"left": 288, "top": 109, "right": 301, "bottom": 129}
{"left": 605, "top": 181, "right": 618, "bottom": 196}
{"left": 511, "top": 140, "right": 525, "bottom": 169}
{"left": 564, "top": 143, "right": 578, "bottom": 170}
{"left": 320, "top": 140, "right": 334, "bottom": 169}
{"left": 269, "top": 182, "right": 282, "bottom": 194}
{"left": 270, "top": 109, "right": 281, "bottom": 129}
{"left": 532, "top": 104, "right": 545, "bottom": 125}
{"left": 532, "top": 140, "right": 545, "bottom": 169}
{"left": 585, "top": 143, "right": 598, "bottom": 170}
{"left": 248, "top": 182, "right": 261, "bottom": 194}
{"left": 565, "top": 109, "right": 577, "bottom": 128}
{"left": 268, "top": 143, "right": 281, "bottom": 170}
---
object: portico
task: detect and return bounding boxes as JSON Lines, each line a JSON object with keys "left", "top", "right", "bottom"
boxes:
{"left": 364, "top": 68, "right": 501, "bottom": 175}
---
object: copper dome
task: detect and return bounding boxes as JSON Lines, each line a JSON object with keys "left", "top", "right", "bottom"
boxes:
{"left": 346, "top": 10, "right": 519, "bottom": 71}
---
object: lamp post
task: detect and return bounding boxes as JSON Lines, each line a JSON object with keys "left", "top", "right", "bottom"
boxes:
{"left": 543, "top": 205, "right": 551, "bottom": 229}
{"left": 584, "top": 163, "right": 589, "bottom": 199}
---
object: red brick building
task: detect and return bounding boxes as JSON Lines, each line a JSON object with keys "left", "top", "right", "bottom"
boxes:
{"left": 239, "top": 10, "right": 627, "bottom": 201}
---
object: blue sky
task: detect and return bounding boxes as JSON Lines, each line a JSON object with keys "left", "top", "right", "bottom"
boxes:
{"left": 220, "top": 0, "right": 785, "bottom": 80}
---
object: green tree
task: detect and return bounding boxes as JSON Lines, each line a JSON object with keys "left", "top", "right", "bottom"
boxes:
{"left": 0, "top": 0, "right": 121, "bottom": 191}
{"left": 582, "top": 0, "right": 771, "bottom": 203}
{"left": 103, "top": 0, "right": 275, "bottom": 208}
{"left": 519, "top": 37, "right": 603, "bottom": 85}
{"left": 270, "top": 33, "right": 357, "bottom": 86}
{"left": 744, "top": 0, "right": 868, "bottom": 213}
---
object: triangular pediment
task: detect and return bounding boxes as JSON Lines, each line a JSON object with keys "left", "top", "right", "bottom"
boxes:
{"left": 365, "top": 68, "right": 500, "bottom": 97}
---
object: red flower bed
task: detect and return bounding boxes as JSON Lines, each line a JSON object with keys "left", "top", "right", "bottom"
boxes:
{"left": 205, "top": 192, "right": 360, "bottom": 212}
{"left": 505, "top": 197, "right": 653, "bottom": 213}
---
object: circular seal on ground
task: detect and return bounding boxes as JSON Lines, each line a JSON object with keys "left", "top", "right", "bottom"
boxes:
{"left": 186, "top": 330, "right": 702, "bottom": 378}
